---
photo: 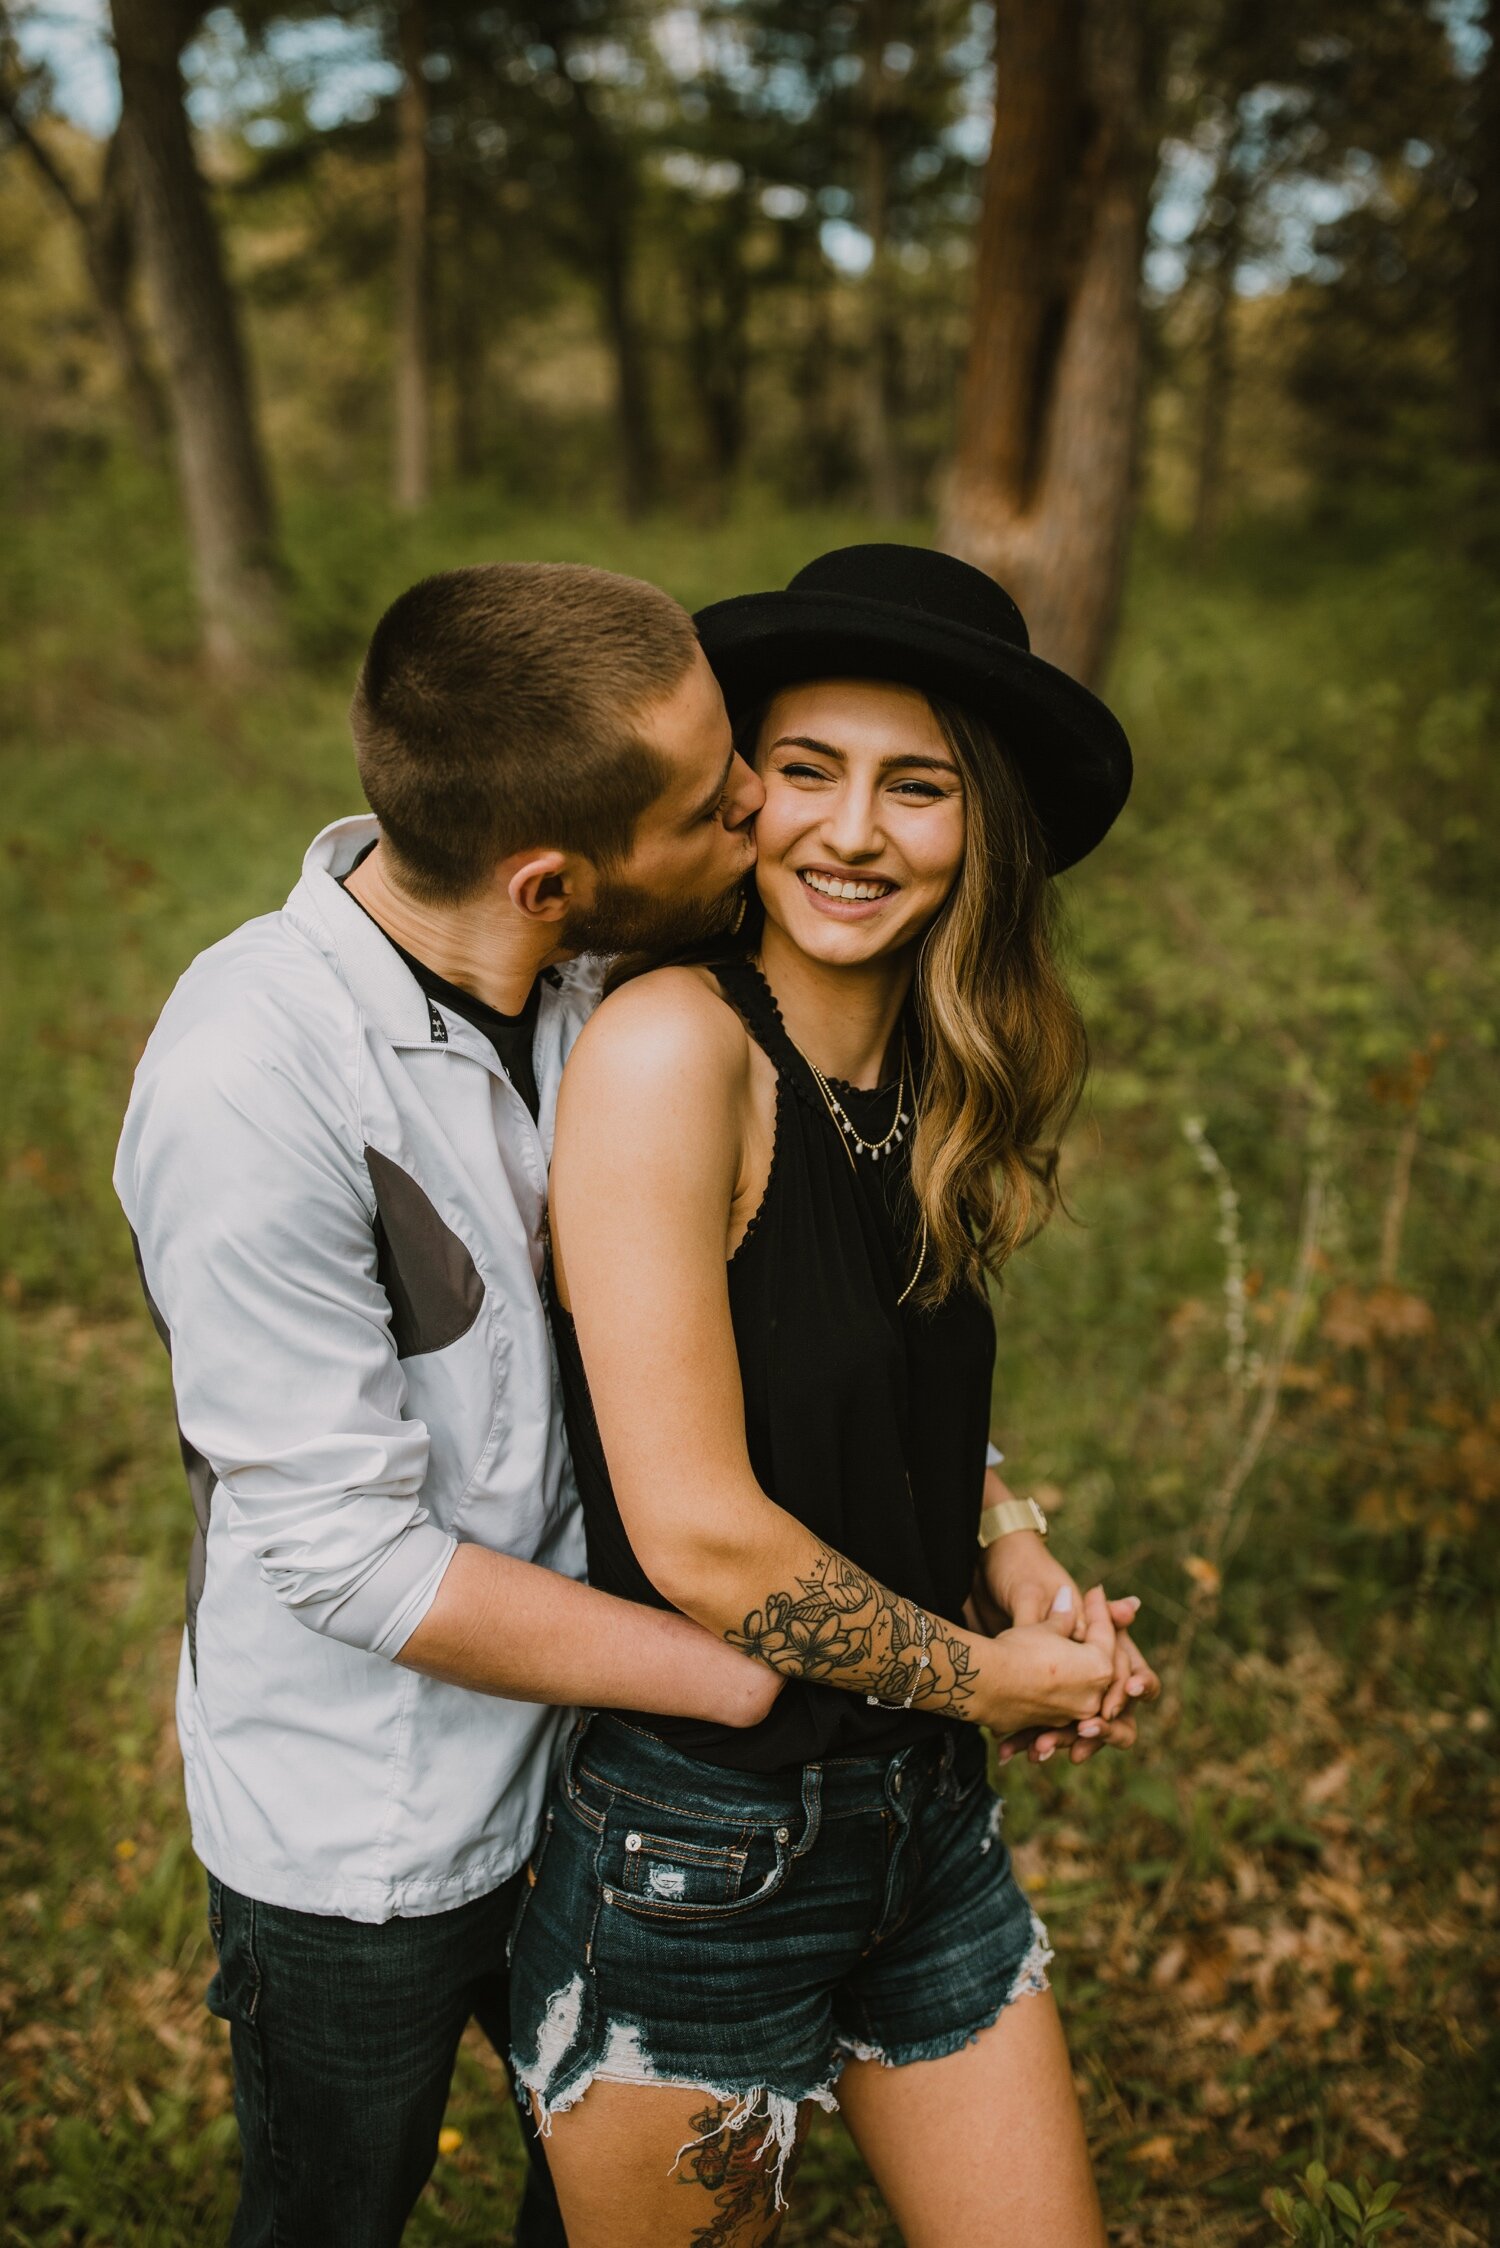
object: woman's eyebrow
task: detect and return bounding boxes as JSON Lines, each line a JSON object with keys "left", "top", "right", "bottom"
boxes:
{"left": 770, "top": 735, "right": 958, "bottom": 777}
{"left": 879, "top": 753, "right": 959, "bottom": 776}
{"left": 771, "top": 734, "right": 845, "bottom": 758}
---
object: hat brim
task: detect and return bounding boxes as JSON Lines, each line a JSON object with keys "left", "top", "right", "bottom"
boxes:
{"left": 695, "top": 587, "right": 1131, "bottom": 875}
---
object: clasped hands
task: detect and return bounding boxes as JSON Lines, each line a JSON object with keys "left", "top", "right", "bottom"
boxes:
{"left": 965, "top": 1527, "right": 1160, "bottom": 1768}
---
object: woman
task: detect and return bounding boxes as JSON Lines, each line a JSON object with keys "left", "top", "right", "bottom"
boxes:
{"left": 510, "top": 545, "right": 1159, "bottom": 2246}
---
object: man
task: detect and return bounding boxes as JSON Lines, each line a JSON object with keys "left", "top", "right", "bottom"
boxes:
{"left": 114, "top": 563, "right": 769, "bottom": 2247}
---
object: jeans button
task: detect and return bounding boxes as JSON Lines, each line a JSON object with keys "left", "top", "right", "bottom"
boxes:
{"left": 775, "top": 1826, "right": 789, "bottom": 1843}
{"left": 624, "top": 1832, "right": 642, "bottom": 1852}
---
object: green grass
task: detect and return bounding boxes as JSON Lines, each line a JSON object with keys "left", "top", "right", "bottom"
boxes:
{"left": 2, "top": 462, "right": 1497, "bottom": 2245}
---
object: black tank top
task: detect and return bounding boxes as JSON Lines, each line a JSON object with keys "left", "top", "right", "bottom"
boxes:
{"left": 552, "top": 957, "right": 997, "bottom": 1772}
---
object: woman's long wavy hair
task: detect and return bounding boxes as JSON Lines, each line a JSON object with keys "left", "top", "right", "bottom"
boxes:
{"left": 611, "top": 686, "right": 1090, "bottom": 1306}
{"left": 906, "top": 693, "right": 1088, "bottom": 1305}
{"left": 729, "top": 689, "right": 1089, "bottom": 1306}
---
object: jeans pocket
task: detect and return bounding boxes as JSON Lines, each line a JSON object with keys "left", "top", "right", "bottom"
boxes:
{"left": 601, "top": 1803, "right": 792, "bottom": 1925}
{"left": 619, "top": 1825, "right": 749, "bottom": 1909}
{"left": 205, "top": 1884, "right": 262, "bottom": 2028}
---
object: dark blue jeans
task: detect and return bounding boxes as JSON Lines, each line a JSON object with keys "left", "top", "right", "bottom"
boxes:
{"left": 207, "top": 1871, "right": 566, "bottom": 2247}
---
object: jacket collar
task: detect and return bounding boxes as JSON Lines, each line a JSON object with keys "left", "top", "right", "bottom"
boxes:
{"left": 285, "top": 817, "right": 437, "bottom": 1047}
{"left": 284, "top": 817, "right": 605, "bottom": 1054}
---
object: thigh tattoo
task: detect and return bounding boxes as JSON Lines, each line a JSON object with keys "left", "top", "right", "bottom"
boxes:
{"left": 677, "top": 2098, "right": 801, "bottom": 2247}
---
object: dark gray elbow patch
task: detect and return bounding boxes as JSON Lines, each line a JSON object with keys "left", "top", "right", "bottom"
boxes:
{"left": 366, "top": 1147, "right": 484, "bottom": 1358}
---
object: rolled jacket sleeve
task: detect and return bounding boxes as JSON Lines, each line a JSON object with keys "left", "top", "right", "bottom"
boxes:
{"left": 119, "top": 1029, "right": 455, "bottom": 1658}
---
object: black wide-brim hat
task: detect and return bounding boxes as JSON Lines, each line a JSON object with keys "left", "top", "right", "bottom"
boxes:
{"left": 695, "top": 543, "right": 1132, "bottom": 874}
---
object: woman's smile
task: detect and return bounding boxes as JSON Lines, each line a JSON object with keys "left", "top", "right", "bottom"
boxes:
{"left": 795, "top": 864, "right": 900, "bottom": 916}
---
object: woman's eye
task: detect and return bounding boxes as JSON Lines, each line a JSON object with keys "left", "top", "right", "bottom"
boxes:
{"left": 780, "top": 762, "right": 832, "bottom": 783}
{"left": 892, "top": 780, "right": 945, "bottom": 801}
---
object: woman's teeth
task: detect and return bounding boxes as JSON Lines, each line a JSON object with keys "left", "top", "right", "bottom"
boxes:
{"left": 799, "top": 870, "right": 894, "bottom": 902}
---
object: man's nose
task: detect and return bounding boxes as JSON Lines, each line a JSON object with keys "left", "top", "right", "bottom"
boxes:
{"left": 724, "top": 755, "right": 765, "bottom": 831}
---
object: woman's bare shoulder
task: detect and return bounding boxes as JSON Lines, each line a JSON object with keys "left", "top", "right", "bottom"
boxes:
{"left": 561, "top": 963, "right": 750, "bottom": 1106}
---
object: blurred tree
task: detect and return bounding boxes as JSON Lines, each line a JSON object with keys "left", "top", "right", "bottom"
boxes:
{"left": 0, "top": 12, "right": 166, "bottom": 459}
{"left": 109, "top": 0, "right": 282, "bottom": 666}
{"left": 849, "top": 0, "right": 976, "bottom": 518}
{"left": 525, "top": 0, "right": 661, "bottom": 515}
{"left": 856, "top": 0, "right": 902, "bottom": 517}
{"left": 939, "top": 0, "right": 1153, "bottom": 687}
{"left": 650, "top": 0, "right": 979, "bottom": 512}
{"left": 393, "top": 0, "right": 432, "bottom": 509}
{"left": 1458, "top": 1, "right": 1499, "bottom": 463}
{"left": 1252, "top": 6, "right": 1471, "bottom": 498}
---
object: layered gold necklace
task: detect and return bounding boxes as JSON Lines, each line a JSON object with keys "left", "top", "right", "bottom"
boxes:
{"left": 785, "top": 1029, "right": 928, "bottom": 1306}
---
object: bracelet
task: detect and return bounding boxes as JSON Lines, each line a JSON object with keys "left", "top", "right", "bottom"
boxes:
{"left": 866, "top": 1608, "right": 932, "bottom": 1711}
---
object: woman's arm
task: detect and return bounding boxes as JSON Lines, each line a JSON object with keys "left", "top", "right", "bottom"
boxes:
{"left": 550, "top": 974, "right": 1115, "bottom": 1739}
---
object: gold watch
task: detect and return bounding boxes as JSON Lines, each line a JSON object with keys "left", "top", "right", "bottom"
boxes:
{"left": 977, "top": 1495, "right": 1049, "bottom": 1548}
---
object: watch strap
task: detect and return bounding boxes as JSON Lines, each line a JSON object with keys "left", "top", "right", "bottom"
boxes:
{"left": 977, "top": 1495, "right": 1049, "bottom": 1548}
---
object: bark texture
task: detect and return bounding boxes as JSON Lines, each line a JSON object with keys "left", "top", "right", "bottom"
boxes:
{"left": 559, "top": 59, "right": 658, "bottom": 517}
{"left": 1460, "top": 7, "right": 1500, "bottom": 462}
{"left": 858, "top": 0, "right": 903, "bottom": 518}
{"left": 0, "top": 89, "right": 167, "bottom": 457}
{"left": 681, "top": 197, "right": 752, "bottom": 504}
{"left": 938, "top": 0, "right": 1149, "bottom": 688}
{"left": 1193, "top": 173, "right": 1244, "bottom": 559}
{"left": 393, "top": 0, "right": 431, "bottom": 511}
{"left": 109, "top": 0, "right": 281, "bottom": 668}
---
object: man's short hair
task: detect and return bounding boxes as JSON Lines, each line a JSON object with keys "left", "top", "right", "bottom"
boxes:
{"left": 350, "top": 562, "right": 699, "bottom": 902}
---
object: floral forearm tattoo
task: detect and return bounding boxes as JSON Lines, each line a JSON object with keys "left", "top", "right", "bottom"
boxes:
{"left": 726, "top": 1543, "right": 976, "bottom": 1716}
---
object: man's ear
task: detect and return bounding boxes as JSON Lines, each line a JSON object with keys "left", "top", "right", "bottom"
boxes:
{"left": 505, "top": 848, "right": 594, "bottom": 924}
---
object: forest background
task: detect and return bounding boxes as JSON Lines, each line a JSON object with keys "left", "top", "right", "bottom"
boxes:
{"left": 1, "top": 2, "right": 1498, "bottom": 2244}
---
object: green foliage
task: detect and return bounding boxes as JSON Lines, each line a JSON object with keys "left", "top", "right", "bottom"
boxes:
{"left": 1270, "top": 2161, "right": 1406, "bottom": 2244}
{"left": 1, "top": 483, "right": 1496, "bottom": 2244}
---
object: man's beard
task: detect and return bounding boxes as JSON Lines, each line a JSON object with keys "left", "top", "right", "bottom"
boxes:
{"left": 563, "top": 871, "right": 748, "bottom": 961}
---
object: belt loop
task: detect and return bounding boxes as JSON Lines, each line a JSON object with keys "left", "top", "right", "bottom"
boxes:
{"left": 886, "top": 1747, "right": 914, "bottom": 1814}
{"left": 793, "top": 1762, "right": 823, "bottom": 1858}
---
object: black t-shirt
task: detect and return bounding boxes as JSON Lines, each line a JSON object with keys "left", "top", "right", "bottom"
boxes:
{"left": 339, "top": 849, "right": 542, "bottom": 1124}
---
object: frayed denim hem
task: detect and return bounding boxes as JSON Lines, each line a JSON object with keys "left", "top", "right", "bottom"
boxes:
{"left": 512, "top": 1973, "right": 838, "bottom": 2210}
{"left": 832, "top": 1906, "right": 1055, "bottom": 2072}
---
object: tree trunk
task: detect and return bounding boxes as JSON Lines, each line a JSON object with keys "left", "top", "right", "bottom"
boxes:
{"left": 682, "top": 199, "right": 751, "bottom": 509}
{"left": 793, "top": 253, "right": 846, "bottom": 502}
{"left": 859, "top": 0, "right": 903, "bottom": 518}
{"left": 449, "top": 279, "right": 486, "bottom": 482}
{"left": 1192, "top": 180, "right": 1243, "bottom": 559}
{"left": 109, "top": 0, "right": 282, "bottom": 670}
{"left": 938, "top": 0, "right": 1149, "bottom": 688}
{"left": 89, "top": 131, "right": 171, "bottom": 459}
{"left": 559, "top": 63, "right": 658, "bottom": 518}
{"left": 1192, "top": 275, "right": 1234, "bottom": 558}
{"left": 393, "top": 0, "right": 431, "bottom": 512}
{"left": 1459, "top": 2, "right": 1500, "bottom": 461}
{"left": 0, "top": 87, "right": 168, "bottom": 458}
{"left": 597, "top": 220, "right": 657, "bottom": 515}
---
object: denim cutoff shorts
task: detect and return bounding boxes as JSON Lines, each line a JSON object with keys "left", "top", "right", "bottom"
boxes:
{"left": 508, "top": 1711, "right": 1052, "bottom": 2197}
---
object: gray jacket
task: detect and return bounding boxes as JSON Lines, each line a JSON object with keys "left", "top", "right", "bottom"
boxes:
{"left": 115, "top": 817, "right": 600, "bottom": 1921}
